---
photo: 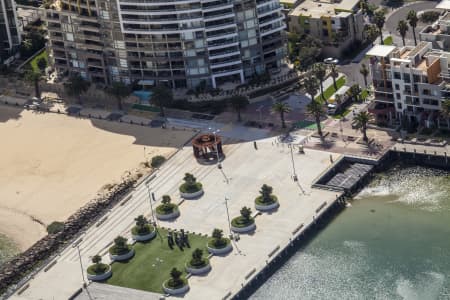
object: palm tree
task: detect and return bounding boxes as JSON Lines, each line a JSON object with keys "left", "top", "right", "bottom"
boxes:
{"left": 312, "top": 63, "right": 327, "bottom": 102}
{"left": 303, "top": 75, "right": 319, "bottom": 100}
{"left": 373, "top": 10, "right": 386, "bottom": 44}
{"left": 151, "top": 85, "right": 173, "bottom": 117}
{"left": 106, "top": 81, "right": 131, "bottom": 111}
{"left": 407, "top": 10, "right": 418, "bottom": 46}
{"left": 64, "top": 74, "right": 90, "bottom": 105}
{"left": 271, "top": 101, "right": 291, "bottom": 128}
{"left": 360, "top": 63, "right": 369, "bottom": 87}
{"left": 352, "top": 111, "right": 372, "bottom": 142}
{"left": 397, "top": 20, "right": 409, "bottom": 46}
{"left": 230, "top": 95, "right": 249, "bottom": 122}
{"left": 349, "top": 84, "right": 361, "bottom": 102}
{"left": 24, "top": 70, "right": 41, "bottom": 98}
{"left": 306, "top": 99, "right": 325, "bottom": 138}
{"left": 330, "top": 63, "right": 339, "bottom": 90}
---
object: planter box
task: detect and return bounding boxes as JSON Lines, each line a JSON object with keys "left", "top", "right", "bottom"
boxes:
{"left": 132, "top": 229, "right": 156, "bottom": 242}
{"left": 180, "top": 189, "right": 204, "bottom": 199}
{"left": 162, "top": 281, "right": 189, "bottom": 295}
{"left": 231, "top": 222, "right": 256, "bottom": 233}
{"left": 109, "top": 248, "right": 134, "bottom": 262}
{"left": 87, "top": 265, "right": 112, "bottom": 281}
{"left": 255, "top": 201, "right": 279, "bottom": 212}
{"left": 207, "top": 242, "right": 233, "bottom": 255}
{"left": 185, "top": 262, "right": 211, "bottom": 275}
{"left": 156, "top": 209, "right": 180, "bottom": 221}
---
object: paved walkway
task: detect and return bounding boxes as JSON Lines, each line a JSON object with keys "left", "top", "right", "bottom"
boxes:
{"left": 10, "top": 133, "right": 341, "bottom": 300}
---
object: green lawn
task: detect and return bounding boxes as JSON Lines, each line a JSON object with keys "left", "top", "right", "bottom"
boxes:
{"left": 315, "top": 76, "right": 346, "bottom": 102}
{"left": 383, "top": 36, "right": 393, "bottom": 46}
{"left": 106, "top": 228, "right": 208, "bottom": 293}
{"left": 29, "top": 50, "right": 48, "bottom": 73}
{"left": 295, "top": 120, "right": 320, "bottom": 130}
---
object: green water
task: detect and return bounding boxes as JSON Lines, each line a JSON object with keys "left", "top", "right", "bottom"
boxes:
{"left": 0, "top": 233, "right": 18, "bottom": 267}
{"left": 252, "top": 166, "right": 450, "bottom": 299}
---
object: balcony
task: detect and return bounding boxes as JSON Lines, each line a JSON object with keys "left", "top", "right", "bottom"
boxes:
{"left": 368, "top": 102, "right": 395, "bottom": 115}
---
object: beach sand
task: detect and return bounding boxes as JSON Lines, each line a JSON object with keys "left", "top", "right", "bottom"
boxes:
{"left": 0, "top": 106, "right": 193, "bottom": 251}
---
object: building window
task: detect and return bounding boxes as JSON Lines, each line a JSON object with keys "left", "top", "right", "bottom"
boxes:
{"left": 395, "top": 84, "right": 400, "bottom": 90}
{"left": 394, "top": 72, "right": 401, "bottom": 79}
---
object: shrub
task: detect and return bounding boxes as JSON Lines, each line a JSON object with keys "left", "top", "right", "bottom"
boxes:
{"left": 209, "top": 228, "right": 229, "bottom": 249}
{"left": 240, "top": 206, "right": 252, "bottom": 222}
{"left": 179, "top": 173, "right": 202, "bottom": 193}
{"left": 156, "top": 195, "right": 177, "bottom": 214}
{"left": 231, "top": 207, "right": 254, "bottom": 228}
{"left": 46, "top": 221, "right": 64, "bottom": 234}
{"left": 132, "top": 215, "right": 154, "bottom": 235}
{"left": 151, "top": 155, "right": 166, "bottom": 168}
{"left": 189, "top": 248, "right": 207, "bottom": 268}
{"left": 420, "top": 11, "right": 440, "bottom": 23}
{"left": 87, "top": 255, "right": 109, "bottom": 275}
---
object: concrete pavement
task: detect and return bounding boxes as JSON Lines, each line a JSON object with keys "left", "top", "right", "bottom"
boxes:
{"left": 9, "top": 128, "right": 341, "bottom": 300}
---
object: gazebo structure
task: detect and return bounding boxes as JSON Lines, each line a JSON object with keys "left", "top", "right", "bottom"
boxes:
{"left": 192, "top": 133, "right": 224, "bottom": 164}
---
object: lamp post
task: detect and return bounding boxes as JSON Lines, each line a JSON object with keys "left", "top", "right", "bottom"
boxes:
{"left": 72, "top": 239, "right": 86, "bottom": 286}
{"left": 290, "top": 144, "right": 298, "bottom": 182}
{"left": 146, "top": 183, "right": 157, "bottom": 225}
{"left": 208, "top": 127, "right": 222, "bottom": 169}
{"left": 224, "top": 197, "right": 233, "bottom": 239}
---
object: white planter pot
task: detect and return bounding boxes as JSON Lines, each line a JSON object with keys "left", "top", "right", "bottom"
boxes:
{"left": 163, "top": 281, "right": 189, "bottom": 295}
{"left": 185, "top": 262, "right": 211, "bottom": 275}
{"left": 156, "top": 209, "right": 180, "bottom": 221}
{"left": 207, "top": 242, "right": 233, "bottom": 255}
{"left": 255, "top": 201, "right": 279, "bottom": 212}
{"left": 87, "top": 266, "right": 112, "bottom": 281}
{"left": 231, "top": 222, "right": 256, "bottom": 233}
{"left": 109, "top": 248, "right": 134, "bottom": 262}
{"left": 180, "top": 189, "right": 204, "bottom": 199}
{"left": 132, "top": 229, "right": 156, "bottom": 242}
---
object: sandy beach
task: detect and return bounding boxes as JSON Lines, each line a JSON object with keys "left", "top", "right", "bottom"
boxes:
{"left": 0, "top": 106, "right": 193, "bottom": 251}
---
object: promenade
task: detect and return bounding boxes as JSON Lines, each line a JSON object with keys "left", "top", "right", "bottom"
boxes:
{"left": 9, "top": 131, "right": 342, "bottom": 300}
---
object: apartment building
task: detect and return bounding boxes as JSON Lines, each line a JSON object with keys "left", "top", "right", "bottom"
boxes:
{"left": 287, "top": 0, "right": 364, "bottom": 58}
{"left": 44, "top": 0, "right": 286, "bottom": 89}
{"left": 0, "top": 0, "right": 21, "bottom": 64}
{"left": 367, "top": 42, "right": 450, "bottom": 129}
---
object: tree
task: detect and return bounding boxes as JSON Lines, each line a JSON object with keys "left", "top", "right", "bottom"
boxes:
{"left": 151, "top": 85, "right": 172, "bottom": 117}
{"left": 407, "top": 10, "right": 418, "bottom": 46}
{"left": 162, "top": 195, "right": 171, "bottom": 205}
{"left": 113, "top": 236, "right": 128, "bottom": 253}
{"left": 212, "top": 228, "right": 223, "bottom": 240}
{"left": 312, "top": 63, "right": 327, "bottom": 102}
{"left": 294, "top": 35, "right": 322, "bottom": 70}
{"left": 36, "top": 57, "right": 47, "bottom": 73}
{"left": 349, "top": 84, "right": 362, "bottom": 102}
{"left": 191, "top": 248, "right": 204, "bottom": 265}
{"left": 330, "top": 63, "right": 339, "bottom": 91}
{"left": 303, "top": 75, "right": 319, "bottom": 100}
{"left": 64, "top": 74, "right": 90, "bottom": 105}
{"left": 259, "top": 184, "right": 273, "bottom": 203}
{"left": 271, "top": 101, "right": 291, "bottom": 129}
{"left": 240, "top": 206, "right": 252, "bottom": 222}
{"left": 360, "top": 63, "right": 369, "bottom": 87}
{"left": 25, "top": 70, "right": 41, "bottom": 98}
{"left": 306, "top": 99, "right": 325, "bottom": 138}
{"left": 106, "top": 81, "right": 131, "bottom": 111}
{"left": 92, "top": 255, "right": 101, "bottom": 265}
{"left": 352, "top": 111, "right": 373, "bottom": 142}
{"left": 135, "top": 215, "right": 148, "bottom": 229}
{"left": 169, "top": 268, "right": 183, "bottom": 286}
{"left": 230, "top": 95, "right": 249, "bottom": 122}
{"left": 183, "top": 173, "right": 196, "bottom": 185}
{"left": 373, "top": 10, "right": 386, "bottom": 45}
{"left": 365, "top": 24, "right": 380, "bottom": 45}
{"left": 397, "top": 20, "right": 409, "bottom": 46}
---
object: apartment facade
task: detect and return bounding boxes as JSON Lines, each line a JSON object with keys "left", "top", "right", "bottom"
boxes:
{"left": 0, "top": 0, "right": 21, "bottom": 64}
{"left": 287, "top": 0, "right": 364, "bottom": 58}
{"left": 45, "top": 0, "right": 286, "bottom": 89}
{"left": 367, "top": 42, "right": 450, "bottom": 128}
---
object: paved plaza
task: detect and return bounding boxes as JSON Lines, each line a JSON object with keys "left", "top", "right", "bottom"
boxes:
{"left": 10, "top": 128, "right": 341, "bottom": 300}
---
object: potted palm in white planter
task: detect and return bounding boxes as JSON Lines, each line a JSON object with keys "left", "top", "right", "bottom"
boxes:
{"left": 207, "top": 228, "right": 232, "bottom": 255}
{"left": 254, "top": 184, "right": 279, "bottom": 211}
{"left": 156, "top": 195, "right": 180, "bottom": 220}
{"left": 109, "top": 236, "right": 134, "bottom": 261}
{"left": 131, "top": 215, "right": 156, "bottom": 242}
{"left": 231, "top": 206, "right": 256, "bottom": 233}
{"left": 162, "top": 268, "right": 189, "bottom": 295}
{"left": 87, "top": 255, "right": 112, "bottom": 281}
{"left": 185, "top": 248, "right": 211, "bottom": 275}
{"left": 179, "top": 173, "right": 204, "bottom": 199}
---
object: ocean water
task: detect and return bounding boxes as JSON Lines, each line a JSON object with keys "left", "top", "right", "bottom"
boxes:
{"left": 252, "top": 166, "right": 450, "bottom": 300}
{"left": 0, "top": 233, "right": 19, "bottom": 267}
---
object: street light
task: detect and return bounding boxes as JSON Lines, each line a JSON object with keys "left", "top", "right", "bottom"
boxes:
{"left": 289, "top": 144, "right": 298, "bottom": 182}
{"left": 72, "top": 239, "right": 86, "bottom": 286}
{"left": 208, "top": 127, "right": 222, "bottom": 169}
{"left": 224, "top": 197, "right": 233, "bottom": 240}
{"left": 146, "top": 183, "right": 157, "bottom": 225}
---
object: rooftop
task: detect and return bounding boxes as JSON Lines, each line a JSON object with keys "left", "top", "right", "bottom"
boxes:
{"left": 436, "top": 0, "right": 450, "bottom": 10}
{"left": 366, "top": 45, "right": 396, "bottom": 58}
{"left": 290, "top": 0, "right": 360, "bottom": 18}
